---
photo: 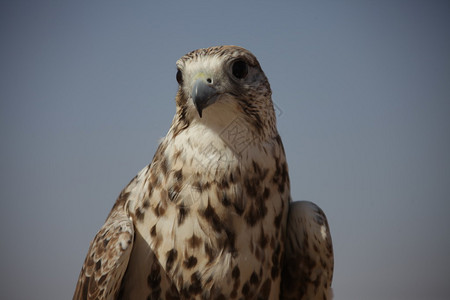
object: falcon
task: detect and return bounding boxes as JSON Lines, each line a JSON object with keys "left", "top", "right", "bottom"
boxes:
{"left": 73, "top": 45, "right": 333, "bottom": 300}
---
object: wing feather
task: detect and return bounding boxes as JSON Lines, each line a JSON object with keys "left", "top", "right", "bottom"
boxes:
{"left": 73, "top": 198, "right": 134, "bottom": 300}
{"left": 281, "top": 201, "right": 334, "bottom": 300}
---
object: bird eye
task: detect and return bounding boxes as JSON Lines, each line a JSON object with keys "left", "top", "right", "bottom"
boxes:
{"left": 176, "top": 69, "right": 183, "bottom": 84}
{"left": 232, "top": 60, "right": 248, "bottom": 79}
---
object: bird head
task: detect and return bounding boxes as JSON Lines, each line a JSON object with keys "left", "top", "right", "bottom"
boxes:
{"left": 174, "top": 46, "right": 277, "bottom": 139}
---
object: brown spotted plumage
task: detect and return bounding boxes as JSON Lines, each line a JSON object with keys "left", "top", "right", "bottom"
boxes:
{"left": 281, "top": 201, "right": 334, "bottom": 299}
{"left": 74, "top": 45, "right": 333, "bottom": 300}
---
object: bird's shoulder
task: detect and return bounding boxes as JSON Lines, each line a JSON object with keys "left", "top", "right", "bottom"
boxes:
{"left": 73, "top": 190, "right": 135, "bottom": 300}
{"left": 281, "top": 201, "right": 334, "bottom": 300}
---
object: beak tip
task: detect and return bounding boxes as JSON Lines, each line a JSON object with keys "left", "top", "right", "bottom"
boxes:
{"left": 192, "top": 78, "right": 217, "bottom": 118}
{"left": 194, "top": 102, "right": 203, "bottom": 118}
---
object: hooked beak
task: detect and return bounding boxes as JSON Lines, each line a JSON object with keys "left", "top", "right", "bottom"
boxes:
{"left": 192, "top": 78, "right": 219, "bottom": 118}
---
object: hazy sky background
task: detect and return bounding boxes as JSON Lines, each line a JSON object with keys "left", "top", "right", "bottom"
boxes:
{"left": 1, "top": 1, "right": 449, "bottom": 299}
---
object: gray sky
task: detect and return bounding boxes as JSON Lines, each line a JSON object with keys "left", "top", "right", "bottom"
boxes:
{"left": 1, "top": 1, "right": 449, "bottom": 299}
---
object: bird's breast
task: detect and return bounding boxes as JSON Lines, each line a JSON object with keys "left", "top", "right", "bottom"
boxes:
{"left": 126, "top": 125, "right": 290, "bottom": 298}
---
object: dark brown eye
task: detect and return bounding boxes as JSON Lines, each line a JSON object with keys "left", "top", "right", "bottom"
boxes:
{"left": 232, "top": 60, "right": 248, "bottom": 79}
{"left": 176, "top": 69, "right": 183, "bottom": 84}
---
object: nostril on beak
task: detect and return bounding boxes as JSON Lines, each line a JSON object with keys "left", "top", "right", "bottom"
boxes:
{"left": 206, "top": 78, "right": 212, "bottom": 84}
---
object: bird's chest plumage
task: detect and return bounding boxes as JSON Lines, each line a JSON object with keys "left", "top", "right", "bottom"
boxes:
{"left": 121, "top": 127, "right": 290, "bottom": 299}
